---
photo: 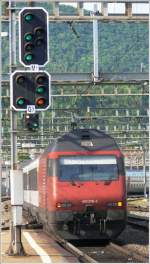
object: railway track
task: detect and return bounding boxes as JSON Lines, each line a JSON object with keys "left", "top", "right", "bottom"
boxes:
{"left": 45, "top": 231, "right": 97, "bottom": 263}
{"left": 128, "top": 205, "right": 148, "bottom": 212}
{"left": 127, "top": 214, "right": 149, "bottom": 232}
{"left": 1, "top": 200, "right": 148, "bottom": 263}
{"left": 24, "top": 220, "right": 148, "bottom": 263}
{"left": 78, "top": 240, "right": 148, "bottom": 263}
{"left": 1, "top": 220, "right": 148, "bottom": 263}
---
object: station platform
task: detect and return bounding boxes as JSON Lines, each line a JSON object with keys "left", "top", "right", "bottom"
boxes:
{"left": 1, "top": 229, "right": 79, "bottom": 263}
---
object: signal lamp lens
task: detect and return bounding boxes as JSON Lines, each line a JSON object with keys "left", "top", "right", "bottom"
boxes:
{"left": 24, "top": 13, "right": 33, "bottom": 22}
{"left": 36, "top": 75, "right": 45, "bottom": 84}
{"left": 35, "top": 38, "right": 44, "bottom": 47}
{"left": 24, "top": 53, "right": 33, "bottom": 62}
{"left": 25, "top": 115, "right": 30, "bottom": 119}
{"left": 24, "top": 33, "right": 33, "bottom": 42}
{"left": 16, "top": 75, "right": 25, "bottom": 85}
{"left": 36, "top": 98, "right": 45, "bottom": 106}
{"left": 25, "top": 43, "right": 34, "bottom": 52}
{"left": 33, "top": 122, "right": 38, "bottom": 128}
{"left": 16, "top": 97, "right": 25, "bottom": 106}
{"left": 34, "top": 27, "right": 44, "bottom": 36}
{"left": 36, "top": 86, "right": 45, "bottom": 94}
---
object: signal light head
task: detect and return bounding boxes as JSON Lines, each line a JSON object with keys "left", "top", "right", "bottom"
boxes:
{"left": 16, "top": 97, "right": 26, "bottom": 106}
{"left": 24, "top": 13, "right": 34, "bottom": 22}
{"left": 36, "top": 38, "right": 44, "bottom": 47}
{"left": 33, "top": 122, "right": 38, "bottom": 128}
{"left": 16, "top": 75, "right": 25, "bottom": 85}
{"left": 20, "top": 8, "right": 48, "bottom": 66}
{"left": 25, "top": 43, "right": 34, "bottom": 52}
{"left": 36, "top": 86, "right": 45, "bottom": 94}
{"left": 24, "top": 33, "right": 33, "bottom": 42}
{"left": 24, "top": 53, "right": 33, "bottom": 62}
{"left": 25, "top": 114, "right": 39, "bottom": 131}
{"left": 36, "top": 97, "right": 45, "bottom": 106}
{"left": 12, "top": 71, "right": 50, "bottom": 111}
{"left": 36, "top": 75, "right": 45, "bottom": 84}
{"left": 34, "top": 27, "right": 44, "bottom": 36}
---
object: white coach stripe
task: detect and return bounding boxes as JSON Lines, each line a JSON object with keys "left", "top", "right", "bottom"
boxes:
{"left": 23, "top": 231, "right": 52, "bottom": 263}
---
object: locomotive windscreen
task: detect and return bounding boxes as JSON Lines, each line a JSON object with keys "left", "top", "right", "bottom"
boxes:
{"left": 59, "top": 156, "right": 118, "bottom": 181}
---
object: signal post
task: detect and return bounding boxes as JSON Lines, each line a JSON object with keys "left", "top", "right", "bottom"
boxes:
{"left": 9, "top": 4, "right": 50, "bottom": 255}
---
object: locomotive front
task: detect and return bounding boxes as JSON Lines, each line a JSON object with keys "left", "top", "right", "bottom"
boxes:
{"left": 45, "top": 129, "right": 127, "bottom": 240}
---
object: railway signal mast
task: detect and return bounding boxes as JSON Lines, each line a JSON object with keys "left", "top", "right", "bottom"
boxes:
{"left": 9, "top": 6, "right": 50, "bottom": 255}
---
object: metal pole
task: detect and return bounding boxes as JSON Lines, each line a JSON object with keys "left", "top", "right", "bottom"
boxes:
{"left": 93, "top": 4, "right": 99, "bottom": 82}
{"left": 0, "top": 0, "right": 3, "bottom": 262}
{"left": 41, "top": 112, "right": 44, "bottom": 147}
{"left": 7, "top": 0, "right": 25, "bottom": 255}
{"left": 143, "top": 149, "right": 147, "bottom": 198}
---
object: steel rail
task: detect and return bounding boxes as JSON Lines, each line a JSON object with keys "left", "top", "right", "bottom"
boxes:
{"left": 127, "top": 216, "right": 149, "bottom": 231}
{"left": 109, "top": 242, "right": 148, "bottom": 263}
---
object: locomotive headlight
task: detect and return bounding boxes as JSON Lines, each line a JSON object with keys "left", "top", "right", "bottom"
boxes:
{"left": 107, "top": 201, "right": 123, "bottom": 207}
{"left": 56, "top": 201, "right": 72, "bottom": 208}
{"left": 117, "top": 201, "right": 123, "bottom": 207}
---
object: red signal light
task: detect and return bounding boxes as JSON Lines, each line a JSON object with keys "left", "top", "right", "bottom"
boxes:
{"left": 36, "top": 97, "right": 45, "bottom": 106}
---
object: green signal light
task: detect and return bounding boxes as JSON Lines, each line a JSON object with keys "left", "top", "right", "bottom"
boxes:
{"left": 36, "top": 86, "right": 45, "bottom": 94}
{"left": 16, "top": 97, "right": 25, "bottom": 106}
{"left": 24, "top": 13, "right": 33, "bottom": 22}
{"left": 33, "top": 123, "right": 38, "bottom": 128}
{"left": 24, "top": 33, "right": 33, "bottom": 42}
{"left": 24, "top": 53, "right": 33, "bottom": 62}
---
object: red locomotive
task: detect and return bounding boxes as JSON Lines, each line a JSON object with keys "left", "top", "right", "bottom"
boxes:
{"left": 23, "top": 129, "right": 127, "bottom": 240}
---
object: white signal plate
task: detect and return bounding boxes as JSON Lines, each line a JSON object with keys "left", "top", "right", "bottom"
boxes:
{"left": 27, "top": 105, "right": 36, "bottom": 114}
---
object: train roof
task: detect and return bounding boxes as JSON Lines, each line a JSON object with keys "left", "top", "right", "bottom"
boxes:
{"left": 44, "top": 129, "right": 120, "bottom": 154}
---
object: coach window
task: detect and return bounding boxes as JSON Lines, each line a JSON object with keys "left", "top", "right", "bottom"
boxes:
{"left": 23, "top": 172, "right": 28, "bottom": 190}
{"left": 47, "top": 159, "right": 52, "bottom": 176}
{"left": 28, "top": 169, "right": 37, "bottom": 190}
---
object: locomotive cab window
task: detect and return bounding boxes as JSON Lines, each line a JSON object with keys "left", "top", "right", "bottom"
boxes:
{"left": 59, "top": 156, "right": 118, "bottom": 182}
